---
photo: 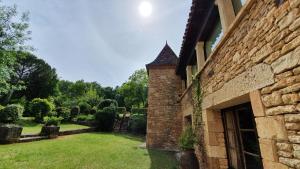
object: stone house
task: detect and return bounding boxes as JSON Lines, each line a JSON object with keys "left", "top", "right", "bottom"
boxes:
{"left": 146, "top": 0, "right": 300, "bottom": 169}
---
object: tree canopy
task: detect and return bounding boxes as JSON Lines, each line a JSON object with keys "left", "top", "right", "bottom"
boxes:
{"left": 0, "top": 3, "right": 31, "bottom": 96}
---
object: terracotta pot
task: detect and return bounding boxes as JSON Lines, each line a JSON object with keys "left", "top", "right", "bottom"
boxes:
{"left": 40, "top": 126, "right": 60, "bottom": 139}
{"left": 0, "top": 124, "right": 23, "bottom": 144}
{"left": 180, "top": 150, "right": 199, "bottom": 169}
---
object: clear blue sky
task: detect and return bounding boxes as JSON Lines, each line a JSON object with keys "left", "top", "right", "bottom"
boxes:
{"left": 4, "top": 0, "right": 191, "bottom": 87}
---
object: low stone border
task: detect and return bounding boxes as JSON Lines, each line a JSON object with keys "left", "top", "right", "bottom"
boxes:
{"left": 59, "top": 128, "right": 96, "bottom": 136}
{"left": 17, "top": 127, "right": 96, "bottom": 144}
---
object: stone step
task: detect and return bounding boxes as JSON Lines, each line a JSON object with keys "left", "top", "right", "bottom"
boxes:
{"left": 19, "top": 136, "right": 48, "bottom": 143}
{"left": 21, "top": 134, "right": 39, "bottom": 138}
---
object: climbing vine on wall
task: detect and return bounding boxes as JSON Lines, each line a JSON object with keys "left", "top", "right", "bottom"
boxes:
{"left": 192, "top": 76, "right": 207, "bottom": 169}
{"left": 192, "top": 77, "right": 203, "bottom": 127}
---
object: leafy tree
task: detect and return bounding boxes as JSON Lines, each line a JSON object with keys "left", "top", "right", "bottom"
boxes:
{"left": 0, "top": 3, "right": 31, "bottom": 96}
{"left": 8, "top": 52, "right": 58, "bottom": 101}
{"left": 117, "top": 69, "right": 148, "bottom": 109}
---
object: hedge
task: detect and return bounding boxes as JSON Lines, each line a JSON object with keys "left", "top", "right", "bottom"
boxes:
{"left": 95, "top": 107, "right": 117, "bottom": 132}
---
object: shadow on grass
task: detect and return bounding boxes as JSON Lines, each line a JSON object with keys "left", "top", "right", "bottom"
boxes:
{"left": 147, "top": 149, "right": 179, "bottom": 169}
{"left": 90, "top": 132, "right": 179, "bottom": 169}
{"left": 113, "top": 132, "right": 145, "bottom": 142}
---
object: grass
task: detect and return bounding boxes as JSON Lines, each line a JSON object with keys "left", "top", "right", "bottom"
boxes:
{"left": 0, "top": 133, "right": 178, "bottom": 169}
{"left": 17, "top": 117, "right": 90, "bottom": 135}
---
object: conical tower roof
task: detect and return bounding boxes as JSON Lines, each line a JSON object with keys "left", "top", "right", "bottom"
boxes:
{"left": 146, "top": 43, "right": 178, "bottom": 70}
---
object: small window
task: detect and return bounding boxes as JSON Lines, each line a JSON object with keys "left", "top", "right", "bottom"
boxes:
{"left": 204, "top": 14, "right": 223, "bottom": 58}
{"left": 231, "top": 0, "right": 246, "bottom": 14}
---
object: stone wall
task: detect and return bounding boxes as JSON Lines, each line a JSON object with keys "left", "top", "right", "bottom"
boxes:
{"left": 192, "top": 0, "right": 300, "bottom": 168}
{"left": 147, "top": 67, "right": 182, "bottom": 150}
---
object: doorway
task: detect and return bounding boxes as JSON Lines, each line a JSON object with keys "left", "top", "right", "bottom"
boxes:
{"left": 222, "top": 103, "right": 263, "bottom": 169}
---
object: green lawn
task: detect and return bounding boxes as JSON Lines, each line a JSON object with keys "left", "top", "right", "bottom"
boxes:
{"left": 17, "top": 118, "right": 90, "bottom": 135}
{"left": 0, "top": 133, "right": 178, "bottom": 169}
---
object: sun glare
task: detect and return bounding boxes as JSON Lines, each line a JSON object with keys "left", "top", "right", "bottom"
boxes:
{"left": 139, "top": 1, "right": 152, "bottom": 18}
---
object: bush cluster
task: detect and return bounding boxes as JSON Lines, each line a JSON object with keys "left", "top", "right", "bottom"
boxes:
{"left": 0, "top": 104, "right": 24, "bottom": 124}
{"left": 128, "top": 114, "right": 146, "bottom": 134}
{"left": 30, "top": 98, "right": 55, "bottom": 122}
{"left": 56, "top": 107, "right": 71, "bottom": 122}
{"left": 76, "top": 114, "right": 95, "bottom": 122}
{"left": 78, "top": 102, "right": 91, "bottom": 114}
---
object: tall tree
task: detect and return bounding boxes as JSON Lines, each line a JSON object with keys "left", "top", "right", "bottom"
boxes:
{"left": 118, "top": 68, "right": 148, "bottom": 109}
{"left": 9, "top": 52, "right": 58, "bottom": 101}
{"left": 0, "top": 3, "right": 31, "bottom": 97}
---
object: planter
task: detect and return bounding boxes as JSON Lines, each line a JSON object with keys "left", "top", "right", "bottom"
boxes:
{"left": 40, "top": 126, "right": 60, "bottom": 139}
{"left": 0, "top": 124, "right": 23, "bottom": 144}
{"left": 180, "top": 150, "right": 199, "bottom": 169}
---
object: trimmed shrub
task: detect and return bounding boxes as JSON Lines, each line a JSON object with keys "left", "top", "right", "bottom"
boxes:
{"left": 56, "top": 107, "right": 71, "bottom": 122}
{"left": 131, "top": 108, "right": 147, "bottom": 115}
{"left": 0, "top": 104, "right": 24, "bottom": 124}
{"left": 30, "top": 98, "right": 55, "bottom": 122}
{"left": 128, "top": 114, "right": 146, "bottom": 134}
{"left": 97, "top": 99, "right": 118, "bottom": 110}
{"left": 79, "top": 102, "right": 91, "bottom": 114}
{"left": 76, "top": 114, "right": 95, "bottom": 122}
{"left": 70, "top": 106, "right": 80, "bottom": 118}
{"left": 95, "top": 107, "right": 116, "bottom": 132}
{"left": 179, "top": 125, "right": 196, "bottom": 150}
{"left": 43, "top": 116, "right": 62, "bottom": 126}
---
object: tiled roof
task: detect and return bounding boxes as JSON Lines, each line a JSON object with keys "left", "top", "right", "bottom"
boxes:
{"left": 176, "top": 0, "right": 214, "bottom": 76}
{"left": 146, "top": 43, "right": 178, "bottom": 69}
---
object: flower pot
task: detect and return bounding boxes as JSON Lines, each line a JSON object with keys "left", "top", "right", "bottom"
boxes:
{"left": 180, "top": 150, "right": 199, "bottom": 169}
{"left": 0, "top": 124, "right": 23, "bottom": 144}
{"left": 40, "top": 126, "right": 60, "bottom": 139}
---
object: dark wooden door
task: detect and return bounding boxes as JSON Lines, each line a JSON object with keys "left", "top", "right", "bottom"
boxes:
{"left": 222, "top": 103, "right": 263, "bottom": 169}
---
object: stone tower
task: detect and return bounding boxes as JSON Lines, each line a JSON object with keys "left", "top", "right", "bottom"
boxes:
{"left": 146, "top": 43, "right": 182, "bottom": 150}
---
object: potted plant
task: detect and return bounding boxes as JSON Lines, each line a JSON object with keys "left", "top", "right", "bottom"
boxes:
{"left": 0, "top": 104, "right": 24, "bottom": 144}
{"left": 179, "top": 125, "right": 199, "bottom": 169}
{"left": 40, "top": 116, "right": 62, "bottom": 139}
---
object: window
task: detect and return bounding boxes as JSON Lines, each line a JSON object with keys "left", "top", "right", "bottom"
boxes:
{"left": 204, "top": 14, "right": 223, "bottom": 58}
{"left": 231, "top": 0, "right": 246, "bottom": 14}
{"left": 222, "top": 103, "right": 263, "bottom": 169}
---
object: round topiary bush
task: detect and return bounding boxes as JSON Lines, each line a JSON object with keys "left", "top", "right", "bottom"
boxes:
{"left": 30, "top": 98, "right": 55, "bottom": 122}
{"left": 97, "top": 99, "right": 118, "bottom": 110}
{"left": 0, "top": 104, "right": 24, "bottom": 124}
{"left": 78, "top": 102, "right": 91, "bottom": 114}
{"left": 95, "top": 107, "right": 117, "bottom": 132}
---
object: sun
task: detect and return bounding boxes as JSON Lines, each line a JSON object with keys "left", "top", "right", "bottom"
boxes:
{"left": 139, "top": 1, "right": 153, "bottom": 18}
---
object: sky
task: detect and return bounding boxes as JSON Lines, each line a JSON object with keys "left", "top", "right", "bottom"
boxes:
{"left": 3, "top": 0, "right": 192, "bottom": 87}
